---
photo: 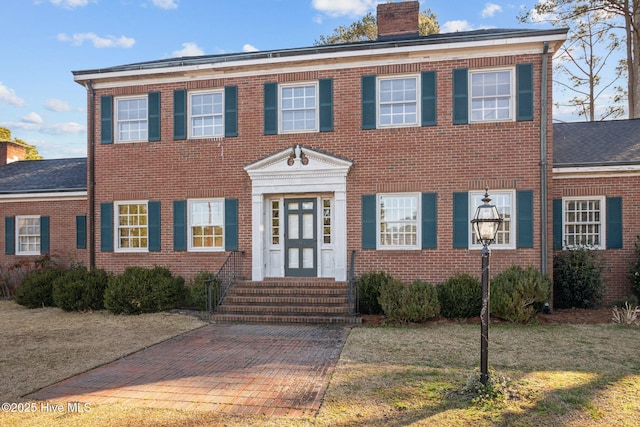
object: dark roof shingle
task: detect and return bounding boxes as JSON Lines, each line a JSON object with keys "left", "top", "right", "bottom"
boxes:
{"left": 0, "top": 158, "right": 87, "bottom": 194}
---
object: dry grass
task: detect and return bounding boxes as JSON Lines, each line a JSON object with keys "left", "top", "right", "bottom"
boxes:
{"left": 1, "top": 302, "right": 640, "bottom": 426}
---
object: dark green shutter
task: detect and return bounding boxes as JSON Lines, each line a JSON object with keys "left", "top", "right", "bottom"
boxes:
{"left": 452, "top": 68, "right": 468, "bottom": 125}
{"left": 264, "top": 82, "right": 277, "bottom": 135}
{"left": 148, "top": 201, "right": 161, "bottom": 252}
{"left": 606, "top": 197, "right": 623, "bottom": 249}
{"left": 100, "top": 95, "right": 113, "bottom": 144}
{"left": 40, "top": 216, "right": 50, "bottom": 254}
{"left": 421, "top": 193, "right": 437, "bottom": 249}
{"left": 517, "top": 63, "right": 534, "bottom": 121}
{"left": 225, "top": 198, "right": 239, "bottom": 251}
{"left": 552, "top": 199, "right": 563, "bottom": 249}
{"left": 173, "top": 89, "right": 187, "bottom": 140}
{"left": 361, "top": 75, "right": 376, "bottom": 130}
{"left": 224, "top": 86, "right": 238, "bottom": 137}
{"left": 5, "top": 217, "right": 15, "bottom": 255}
{"left": 173, "top": 200, "right": 187, "bottom": 251}
{"left": 453, "top": 192, "right": 469, "bottom": 248}
{"left": 362, "top": 195, "right": 377, "bottom": 249}
{"left": 100, "top": 203, "right": 113, "bottom": 252}
{"left": 76, "top": 215, "right": 87, "bottom": 249}
{"left": 319, "top": 78, "right": 334, "bottom": 132}
{"left": 148, "top": 91, "right": 161, "bottom": 141}
{"left": 516, "top": 190, "right": 534, "bottom": 248}
{"left": 421, "top": 71, "right": 437, "bottom": 126}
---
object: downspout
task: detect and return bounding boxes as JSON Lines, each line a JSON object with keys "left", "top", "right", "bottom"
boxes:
{"left": 86, "top": 80, "right": 96, "bottom": 270}
{"left": 540, "top": 42, "right": 549, "bottom": 276}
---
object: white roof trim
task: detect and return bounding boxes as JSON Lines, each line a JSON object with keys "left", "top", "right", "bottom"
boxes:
{"left": 0, "top": 191, "right": 87, "bottom": 203}
{"left": 553, "top": 164, "right": 640, "bottom": 178}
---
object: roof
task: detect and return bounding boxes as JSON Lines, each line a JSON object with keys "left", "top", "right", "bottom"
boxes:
{"left": 553, "top": 119, "right": 640, "bottom": 167}
{"left": 0, "top": 158, "right": 87, "bottom": 194}
{"left": 72, "top": 28, "right": 568, "bottom": 78}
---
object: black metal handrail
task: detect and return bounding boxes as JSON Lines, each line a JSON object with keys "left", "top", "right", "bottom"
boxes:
{"left": 206, "top": 250, "right": 243, "bottom": 312}
{"left": 348, "top": 249, "right": 358, "bottom": 315}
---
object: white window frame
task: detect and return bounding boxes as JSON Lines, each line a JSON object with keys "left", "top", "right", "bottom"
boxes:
{"left": 188, "top": 89, "right": 224, "bottom": 139}
{"left": 562, "top": 196, "right": 606, "bottom": 250}
{"left": 469, "top": 67, "right": 515, "bottom": 123}
{"left": 15, "top": 215, "right": 41, "bottom": 256}
{"left": 376, "top": 193, "right": 421, "bottom": 250}
{"left": 188, "top": 198, "right": 225, "bottom": 252}
{"left": 115, "top": 95, "right": 148, "bottom": 143}
{"left": 377, "top": 74, "right": 420, "bottom": 128}
{"left": 469, "top": 190, "right": 516, "bottom": 250}
{"left": 279, "top": 82, "right": 319, "bottom": 134}
{"left": 114, "top": 201, "right": 149, "bottom": 253}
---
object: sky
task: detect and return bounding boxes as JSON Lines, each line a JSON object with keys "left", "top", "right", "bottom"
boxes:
{"left": 0, "top": 0, "right": 612, "bottom": 159}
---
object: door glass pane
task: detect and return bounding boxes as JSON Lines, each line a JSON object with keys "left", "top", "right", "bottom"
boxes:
{"left": 303, "top": 213, "right": 313, "bottom": 239}
{"left": 289, "top": 248, "right": 299, "bottom": 269}
{"left": 302, "top": 201, "right": 314, "bottom": 210}
{"left": 288, "top": 214, "right": 299, "bottom": 239}
{"left": 303, "top": 248, "right": 314, "bottom": 268}
{"left": 288, "top": 202, "right": 299, "bottom": 210}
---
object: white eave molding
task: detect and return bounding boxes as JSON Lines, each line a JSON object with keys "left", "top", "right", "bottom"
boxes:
{"left": 553, "top": 164, "right": 640, "bottom": 178}
{"left": 0, "top": 191, "right": 87, "bottom": 203}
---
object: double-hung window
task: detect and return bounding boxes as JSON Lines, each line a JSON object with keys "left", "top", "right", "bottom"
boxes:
{"left": 115, "top": 96, "right": 148, "bottom": 142}
{"left": 16, "top": 216, "right": 41, "bottom": 255}
{"left": 470, "top": 69, "right": 514, "bottom": 122}
{"left": 188, "top": 199, "right": 224, "bottom": 251}
{"left": 469, "top": 190, "right": 515, "bottom": 249}
{"left": 378, "top": 76, "right": 419, "bottom": 127}
{"left": 280, "top": 83, "right": 318, "bottom": 133}
{"left": 562, "top": 197, "right": 605, "bottom": 249}
{"left": 115, "top": 201, "right": 148, "bottom": 251}
{"left": 189, "top": 90, "right": 224, "bottom": 138}
{"left": 378, "top": 193, "right": 420, "bottom": 249}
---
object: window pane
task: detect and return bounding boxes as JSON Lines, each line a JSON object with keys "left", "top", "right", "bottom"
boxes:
{"left": 378, "top": 77, "right": 418, "bottom": 127}
{"left": 470, "top": 70, "right": 512, "bottom": 122}
{"left": 280, "top": 84, "right": 316, "bottom": 132}
{"left": 379, "top": 195, "right": 418, "bottom": 248}
{"left": 563, "top": 198, "right": 603, "bottom": 248}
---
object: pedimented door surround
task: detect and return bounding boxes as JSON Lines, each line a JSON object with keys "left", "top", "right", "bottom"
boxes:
{"left": 244, "top": 145, "right": 352, "bottom": 281}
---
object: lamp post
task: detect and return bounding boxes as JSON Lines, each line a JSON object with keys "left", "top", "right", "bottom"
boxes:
{"left": 470, "top": 188, "right": 503, "bottom": 385}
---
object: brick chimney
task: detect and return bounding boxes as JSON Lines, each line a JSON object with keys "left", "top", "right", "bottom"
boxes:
{"left": 377, "top": 1, "right": 420, "bottom": 41}
{"left": 0, "top": 140, "right": 28, "bottom": 166}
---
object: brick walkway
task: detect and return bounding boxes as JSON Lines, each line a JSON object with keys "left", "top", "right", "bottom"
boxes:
{"left": 27, "top": 324, "right": 350, "bottom": 417}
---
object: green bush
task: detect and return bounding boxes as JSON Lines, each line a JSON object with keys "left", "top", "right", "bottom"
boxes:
{"left": 356, "top": 271, "right": 393, "bottom": 315}
{"left": 553, "top": 248, "right": 605, "bottom": 309}
{"left": 14, "top": 268, "right": 66, "bottom": 308}
{"left": 185, "top": 271, "right": 217, "bottom": 311}
{"left": 630, "top": 236, "right": 640, "bottom": 299}
{"left": 52, "top": 266, "right": 110, "bottom": 312}
{"left": 490, "top": 265, "right": 551, "bottom": 323}
{"left": 438, "top": 273, "right": 482, "bottom": 318}
{"left": 104, "top": 266, "right": 186, "bottom": 314}
{"left": 379, "top": 279, "right": 440, "bottom": 323}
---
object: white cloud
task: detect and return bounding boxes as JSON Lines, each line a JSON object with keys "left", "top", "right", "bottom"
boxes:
{"left": 311, "top": 0, "right": 376, "bottom": 17}
{"left": 7, "top": 120, "right": 84, "bottom": 135}
{"left": 528, "top": 0, "right": 557, "bottom": 24}
{"left": 151, "top": 0, "right": 178, "bottom": 10}
{"left": 172, "top": 42, "right": 204, "bottom": 57}
{"left": 441, "top": 20, "right": 474, "bottom": 33}
{"left": 22, "top": 112, "right": 43, "bottom": 125}
{"left": 481, "top": 3, "right": 503, "bottom": 18}
{"left": 242, "top": 44, "right": 259, "bottom": 52}
{"left": 49, "top": 0, "right": 93, "bottom": 9}
{"left": 57, "top": 32, "right": 135, "bottom": 48}
{"left": 0, "top": 82, "right": 26, "bottom": 107}
{"left": 45, "top": 98, "right": 72, "bottom": 112}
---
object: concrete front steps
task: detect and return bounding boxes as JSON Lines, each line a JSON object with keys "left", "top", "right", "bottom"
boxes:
{"left": 210, "top": 278, "right": 361, "bottom": 325}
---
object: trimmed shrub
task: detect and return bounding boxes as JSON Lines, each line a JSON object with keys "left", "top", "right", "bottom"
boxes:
{"left": 104, "top": 266, "right": 186, "bottom": 315}
{"left": 14, "top": 268, "right": 67, "bottom": 308}
{"left": 185, "top": 271, "right": 217, "bottom": 311}
{"left": 438, "top": 273, "right": 482, "bottom": 318}
{"left": 52, "top": 266, "right": 110, "bottom": 311}
{"left": 356, "top": 271, "right": 393, "bottom": 315}
{"left": 379, "top": 279, "right": 440, "bottom": 323}
{"left": 490, "top": 265, "right": 551, "bottom": 323}
{"left": 554, "top": 248, "right": 605, "bottom": 309}
{"left": 630, "top": 236, "right": 640, "bottom": 299}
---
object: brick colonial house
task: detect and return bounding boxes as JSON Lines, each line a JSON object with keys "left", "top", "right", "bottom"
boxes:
{"left": 2, "top": 2, "right": 638, "bottom": 318}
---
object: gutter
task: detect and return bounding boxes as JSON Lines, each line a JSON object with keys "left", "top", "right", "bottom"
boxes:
{"left": 540, "top": 41, "right": 549, "bottom": 276}
{"left": 86, "top": 80, "right": 95, "bottom": 270}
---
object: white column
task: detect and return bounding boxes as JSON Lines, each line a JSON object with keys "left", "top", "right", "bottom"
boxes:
{"left": 251, "top": 193, "right": 264, "bottom": 281}
{"left": 334, "top": 187, "right": 348, "bottom": 281}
